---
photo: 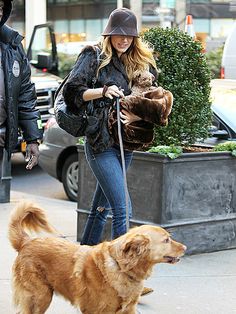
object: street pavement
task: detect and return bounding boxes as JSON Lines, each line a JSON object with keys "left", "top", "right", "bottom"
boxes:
{"left": 0, "top": 191, "right": 236, "bottom": 314}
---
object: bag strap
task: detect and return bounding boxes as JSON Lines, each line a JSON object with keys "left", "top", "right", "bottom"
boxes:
{"left": 55, "top": 46, "right": 101, "bottom": 100}
{"left": 54, "top": 74, "right": 69, "bottom": 100}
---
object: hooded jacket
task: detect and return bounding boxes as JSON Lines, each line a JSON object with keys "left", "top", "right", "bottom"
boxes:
{"left": 0, "top": 0, "right": 42, "bottom": 155}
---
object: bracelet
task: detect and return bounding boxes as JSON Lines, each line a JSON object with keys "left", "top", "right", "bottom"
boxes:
{"left": 102, "top": 85, "right": 109, "bottom": 97}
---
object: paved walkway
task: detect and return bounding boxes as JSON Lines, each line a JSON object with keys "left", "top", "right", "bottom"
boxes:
{"left": 1, "top": 191, "right": 236, "bottom": 314}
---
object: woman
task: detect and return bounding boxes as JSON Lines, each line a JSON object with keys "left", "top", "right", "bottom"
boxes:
{"left": 63, "top": 8, "right": 158, "bottom": 246}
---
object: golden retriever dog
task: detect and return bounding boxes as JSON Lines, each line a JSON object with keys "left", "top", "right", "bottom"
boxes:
{"left": 8, "top": 201, "right": 186, "bottom": 314}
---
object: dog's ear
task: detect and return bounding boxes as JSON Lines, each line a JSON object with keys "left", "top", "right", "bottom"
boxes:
{"left": 143, "top": 87, "right": 164, "bottom": 99}
{"left": 118, "top": 234, "right": 150, "bottom": 272}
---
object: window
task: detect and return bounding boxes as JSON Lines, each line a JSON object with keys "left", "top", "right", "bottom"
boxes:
{"left": 85, "top": 19, "right": 103, "bottom": 41}
{"left": 70, "top": 20, "right": 86, "bottom": 41}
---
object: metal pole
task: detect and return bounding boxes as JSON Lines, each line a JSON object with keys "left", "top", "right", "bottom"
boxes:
{"left": 175, "top": 0, "right": 187, "bottom": 30}
{"left": 25, "top": 0, "right": 47, "bottom": 48}
{"left": 0, "top": 149, "right": 12, "bottom": 203}
{"left": 130, "top": 0, "right": 142, "bottom": 33}
{"left": 159, "top": 0, "right": 171, "bottom": 29}
{"left": 117, "top": 0, "right": 123, "bottom": 8}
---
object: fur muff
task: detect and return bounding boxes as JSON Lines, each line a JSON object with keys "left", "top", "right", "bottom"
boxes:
{"left": 122, "top": 86, "right": 173, "bottom": 126}
{"left": 121, "top": 70, "right": 173, "bottom": 126}
{"left": 109, "top": 70, "right": 173, "bottom": 150}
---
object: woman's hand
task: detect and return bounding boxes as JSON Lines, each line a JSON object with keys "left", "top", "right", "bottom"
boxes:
{"left": 103, "top": 85, "right": 124, "bottom": 99}
{"left": 120, "top": 109, "right": 142, "bottom": 125}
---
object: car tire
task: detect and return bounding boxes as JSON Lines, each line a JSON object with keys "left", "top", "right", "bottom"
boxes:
{"left": 62, "top": 153, "right": 78, "bottom": 202}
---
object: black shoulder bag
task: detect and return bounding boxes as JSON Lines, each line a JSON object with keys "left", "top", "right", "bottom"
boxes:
{"left": 54, "top": 47, "right": 100, "bottom": 137}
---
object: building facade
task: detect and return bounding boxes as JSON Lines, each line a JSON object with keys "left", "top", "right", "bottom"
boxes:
{"left": 8, "top": 0, "right": 236, "bottom": 46}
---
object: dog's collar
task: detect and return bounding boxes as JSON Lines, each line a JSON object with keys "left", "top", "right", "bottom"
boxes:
{"left": 108, "top": 254, "right": 141, "bottom": 283}
{"left": 125, "top": 272, "right": 140, "bottom": 282}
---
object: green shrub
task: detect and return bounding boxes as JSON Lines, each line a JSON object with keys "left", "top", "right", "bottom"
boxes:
{"left": 213, "top": 141, "right": 236, "bottom": 156}
{"left": 142, "top": 27, "right": 212, "bottom": 147}
{"left": 58, "top": 52, "right": 77, "bottom": 78}
{"left": 148, "top": 145, "right": 183, "bottom": 159}
{"left": 205, "top": 46, "right": 223, "bottom": 79}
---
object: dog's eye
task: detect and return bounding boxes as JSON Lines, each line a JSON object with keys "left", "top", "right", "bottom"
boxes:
{"left": 163, "top": 238, "right": 170, "bottom": 243}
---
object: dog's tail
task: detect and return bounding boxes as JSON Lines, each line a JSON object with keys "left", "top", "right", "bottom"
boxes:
{"left": 8, "top": 201, "right": 58, "bottom": 252}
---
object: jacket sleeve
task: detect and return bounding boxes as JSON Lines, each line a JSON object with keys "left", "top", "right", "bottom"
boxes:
{"left": 63, "top": 46, "right": 98, "bottom": 110}
{"left": 17, "top": 44, "right": 43, "bottom": 142}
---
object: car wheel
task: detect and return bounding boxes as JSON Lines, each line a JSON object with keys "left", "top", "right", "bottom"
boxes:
{"left": 62, "top": 153, "right": 78, "bottom": 202}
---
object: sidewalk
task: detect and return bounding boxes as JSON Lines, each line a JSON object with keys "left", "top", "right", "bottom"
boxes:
{"left": 1, "top": 191, "right": 236, "bottom": 314}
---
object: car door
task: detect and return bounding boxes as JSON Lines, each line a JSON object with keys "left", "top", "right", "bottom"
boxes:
{"left": 27, "top": 23, "right": 58, "bottom": 76}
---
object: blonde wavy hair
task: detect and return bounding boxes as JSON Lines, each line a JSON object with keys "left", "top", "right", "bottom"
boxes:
{"left": 98, "top": 36, "right": 157, "bottom": 83}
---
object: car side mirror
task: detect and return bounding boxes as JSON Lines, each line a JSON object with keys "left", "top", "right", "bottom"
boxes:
{"left": 30, "top": 52, "right": 53, "bottom": 71}
{"left": 211, "top": 129, "right": 229, "bottom": 139}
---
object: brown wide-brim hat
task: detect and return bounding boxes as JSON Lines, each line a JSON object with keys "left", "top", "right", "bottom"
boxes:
{"left": 102, "top": 8, "right": 139, "bottom": 37}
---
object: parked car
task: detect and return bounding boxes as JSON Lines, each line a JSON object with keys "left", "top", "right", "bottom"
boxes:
{"left": 210, "top": 79, "right": 236, "bottom": 138}
{"left": 39, "top": 79, "right": 236, "bottom": 202}
{"left": 39, "top": 111, "right": 78, "bottom": 201}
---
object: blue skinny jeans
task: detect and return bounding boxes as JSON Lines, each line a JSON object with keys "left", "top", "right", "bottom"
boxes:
{"left": 80, "top": 142, "right": 133, "bottom": 245}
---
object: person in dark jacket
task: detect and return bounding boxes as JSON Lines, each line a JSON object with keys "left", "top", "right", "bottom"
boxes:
{"left": 0, "top": 0, "right": 43, "bottom": 202}
{"left": 63, "top": 8, "right": 158, "bottom": 245}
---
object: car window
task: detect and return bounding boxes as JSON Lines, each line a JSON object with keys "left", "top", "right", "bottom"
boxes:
{"left": 210, "top": 79, "right": 236, "bottom": 133}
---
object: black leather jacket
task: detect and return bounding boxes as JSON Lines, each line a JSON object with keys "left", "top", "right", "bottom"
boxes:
{"left": 0, "top": 25, "right": 42, "bottom": 155}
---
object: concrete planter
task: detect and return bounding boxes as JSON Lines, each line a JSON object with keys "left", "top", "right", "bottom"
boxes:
{"left": 77, "top": 145, "right": 236, "bottom": 254}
